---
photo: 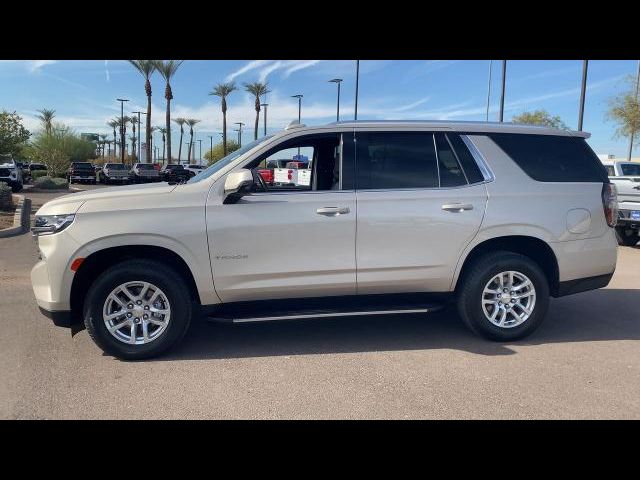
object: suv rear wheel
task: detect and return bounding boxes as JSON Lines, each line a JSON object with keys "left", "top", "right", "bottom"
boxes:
{"left": 457, "top": 251, "right": 549, "bottom": 341}
{"left": 84, "top": 260, "right": 193, "bottom": 360}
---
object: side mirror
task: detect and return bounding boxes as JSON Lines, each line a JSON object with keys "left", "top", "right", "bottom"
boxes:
{"left": 223, "top": 170, "right": 254, "bottom": 204}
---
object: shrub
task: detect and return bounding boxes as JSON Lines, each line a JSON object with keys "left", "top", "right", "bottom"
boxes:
{"left": 31, "top": 170, "right": 49, "bottom": 180}
{"left": 0, "top": 181, "right": 12, "bottom": 210}
{"left": 33, "top": 176, "right": 68, "bottom": 190}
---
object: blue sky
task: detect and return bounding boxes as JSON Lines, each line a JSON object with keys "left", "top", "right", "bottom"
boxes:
{"left": 0, "top": 59, "right": 638, "bottom": 157}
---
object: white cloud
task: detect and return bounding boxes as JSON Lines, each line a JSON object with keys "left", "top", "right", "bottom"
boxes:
{"left": 28, "top": 60, "right": 58, "bottom": 73}
{"left": 104, "top": 60, "right": 110, "bottom": 82}
{"left": 226, "top": 60, "right": 271, "bottom": 81}
{"left": 226, "top": 60, "right": 322, "bottom": 83}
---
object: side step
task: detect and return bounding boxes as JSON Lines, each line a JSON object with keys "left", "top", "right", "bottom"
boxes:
{"left": 204, "top": 294, "right": 449, "bottom": 324}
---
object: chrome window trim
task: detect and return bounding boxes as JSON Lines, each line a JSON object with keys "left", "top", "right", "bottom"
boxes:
{"left": 460, "top": 134, "right": 495, "bottom": 182}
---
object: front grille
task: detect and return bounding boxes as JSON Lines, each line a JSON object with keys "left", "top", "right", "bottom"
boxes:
{"left": 0, "top": 168, "right": 11, "bottom": 177}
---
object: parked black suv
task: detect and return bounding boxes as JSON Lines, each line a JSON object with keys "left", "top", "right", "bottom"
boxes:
{"left": 160, "top": 164, "right": 190, "bottom": 183}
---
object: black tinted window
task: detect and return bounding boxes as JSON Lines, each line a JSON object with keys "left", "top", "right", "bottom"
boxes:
{"left": 489, "top": 133, "right": 608, "bottom": 183}
{"left": 621, "top": 163, "right": 640, "bottom": 176}
{"left": 448, "top": 134, "right": 485, "bottom": 184}
{"left": 435, "top": 133, "right": 466, "bottom": 187}
{"left": 356, "top": 132, "right": 438, "bottom": 189}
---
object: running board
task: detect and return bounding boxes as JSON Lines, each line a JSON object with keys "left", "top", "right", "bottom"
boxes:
{"left": 228, "top": 308, "right": 434, "bottom": 324}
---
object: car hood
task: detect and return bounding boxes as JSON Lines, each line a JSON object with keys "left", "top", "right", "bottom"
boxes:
{"left": 36, "top": 182, "right": 177, "bottom": 216}
{"left": 0, "top": 162, "right": 17, "bottom": 169}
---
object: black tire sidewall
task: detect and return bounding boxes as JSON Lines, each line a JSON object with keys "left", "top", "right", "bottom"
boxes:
{"left": 84, "top": 261, "right": 192, "bottom": 360}
{"left": 458, "top": 252, "right": 550, "bottom": 341}
{"left": 615, "top": 227, "right": 639, "bottom": 246}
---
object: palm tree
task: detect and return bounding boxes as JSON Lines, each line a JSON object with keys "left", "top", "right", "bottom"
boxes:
{"left": 99, "top": 134, "right": 108, "bottom": 157}
{"left": 128, "top": 60, "right": 157, "bottom": 163}
{"left": 129, "top": 116, "right": 139, "bottom": 161}
{"left": 185, "top": 118, "right": 200, "bottom": 163}
{"left": 154, "top": 60, "right": 184, "bottom": 161}
{"left": 209, "top": 82, "right": 237, "bottom": 156}
{"left": 243, "top": 82, "right": 270, "bottom": 141}
{"left": 107, "top": 119, "right": 119, "bottom": 158}
{"left": 37, "top": 108, "right": 56, "bottom": 136}
{"left": 148, "top": 126, "right": 158, "bottom": 163}
{"left": 116, "top": 116, "right": 131, "bottom": 163}
{"left": 173, "top": 117, "right": 187, "bottom": 162}
{"left": 158, "top": 127, "right": 167, "bottom": 161}
{"left": 129, "top": 135, "right": 137, "bottom": 164}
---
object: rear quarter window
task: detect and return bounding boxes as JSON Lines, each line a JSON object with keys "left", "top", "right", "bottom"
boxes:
{"left": 488, "top": 133, "right": 609, "bottom": 183}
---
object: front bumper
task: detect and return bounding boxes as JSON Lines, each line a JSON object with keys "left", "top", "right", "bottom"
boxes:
{"left": 617, "top": 209, "right": 640, "bottom": 229}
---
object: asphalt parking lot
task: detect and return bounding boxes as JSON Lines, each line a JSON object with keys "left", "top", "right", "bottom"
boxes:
{"left": 1, "top": 183, "right": 639, "bottom": 419}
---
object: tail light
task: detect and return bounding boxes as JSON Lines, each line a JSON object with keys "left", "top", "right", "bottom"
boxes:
{"left": 287, "top": 169, "right": 293, "bottom": 180}
{"left": 602, "top": 182, "right": 618, "bottom": 228}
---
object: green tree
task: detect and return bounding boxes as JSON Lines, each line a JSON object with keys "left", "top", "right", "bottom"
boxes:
{"left": 606, "top": 74, "right": 640, "bottom": 160}
{"left": 129, "top": 60, "right": 157, "bottom": 163}
{"left": 511, "top": 110, "right": 569, "bottom": 130}
{"left": 36, "top": 108, "right": 56, "bottom": 136}
{"left": 243, "top": 81, "right": 270, "bottom": 140}
{"left": 129, "top": 116, "right": 139, "bottom": 160}
{"left": 30, "top": 123, "right": 96, "bottom": 177}
{"left": 0, "top": 111, "right": 31, "bottom": 157}
{"left": 154, "top": 60, "right": 184, "bottom": 160}
{"left": 209, "top": 82, "right": 237, "bottom": 156}
{"left": 204, "top": 139, "right": 240, "bottom": 165}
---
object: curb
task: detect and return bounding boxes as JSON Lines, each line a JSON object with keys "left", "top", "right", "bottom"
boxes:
{"left": 0, "top": 194, "right": 31, "bottom": 238}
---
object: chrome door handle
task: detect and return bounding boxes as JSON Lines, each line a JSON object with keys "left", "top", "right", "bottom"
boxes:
{"left": 316, "top": 206, "right": 350, "bottom": 216}
{"left": 441, "top": 203, "right": 474, "bottom": 212}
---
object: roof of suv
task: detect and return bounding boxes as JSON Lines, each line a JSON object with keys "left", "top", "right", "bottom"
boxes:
{"left": 287, "top": 120, "right": 590, "bottom": 138}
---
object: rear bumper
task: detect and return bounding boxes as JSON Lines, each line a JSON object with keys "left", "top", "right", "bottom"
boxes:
{"left": 555, "top": 273, "right": 614, "bottom": 297}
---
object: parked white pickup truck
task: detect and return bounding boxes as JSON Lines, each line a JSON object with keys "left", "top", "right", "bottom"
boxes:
{"left": 602, "top": 160, "right": 640, "bottom": 246}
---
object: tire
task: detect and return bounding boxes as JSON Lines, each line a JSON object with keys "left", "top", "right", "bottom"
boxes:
{"left": 615, "top": 227, "right": 639, "bottom": 247}
{"left": 11, "top": 181, "right": 23, "bottom": 193}
{"left": 84, "top": 260, "right": 193, "bottom": 360}
{"left": 456, "top": 251, "right": 550, "bottom": 341}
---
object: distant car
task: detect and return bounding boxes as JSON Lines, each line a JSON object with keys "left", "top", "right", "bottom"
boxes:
{"left": 257, "top": 169, "right": 274, "bottom": 185}
{"left": 99, "top": 163, "right": 130, "bottom": 185}
{"left": 160, "top": 164, "right": 190, "bottom": 183}
{"left": 0, "top": 154, "right": 23, "bottom": 192}
{"left": 601, "top": 159, "right": 640, "bottom": 246}
{"left": 183, "top": 164, "right": 205, "bottom": 178}
{"left": 130, "top": 163, "right": 161, "bottom": 183}
{"left": 67, "top": 162, "right": 96, "bottom": 185}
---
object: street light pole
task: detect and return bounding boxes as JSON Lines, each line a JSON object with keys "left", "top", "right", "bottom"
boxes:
{"left": 628, "top": 60, "right": 640, "bottom": 161}
{"left": 354, "top": 60, "right": 360, "bottom": 120}
{"left": 198, "top": 139, "right": 203, "bottom": 165}
{"left": 498, "top": 61, "right": 507, "bottom": 123}
{"left": 578, "top": 60, "right": 589, "bottom": 131}
{"left": 208, "top": 135, "right": 213, "bottom": 163}
{"left": 261, "top": 103, "right": 268, "bottom": 135}
{"left": 234, "top": 122, "right": 244, "bottom": 148}
{"left": 329, "top": 78, "right": 343, "bottom": 121}
{"left": 116, "top": 98, "right": 129, "bottom": 163}
{"left": 486, "top": 60, "right": 493, "bottom": 121}
{"left": 291, "top": 95, "right": 303, "bottom": 123}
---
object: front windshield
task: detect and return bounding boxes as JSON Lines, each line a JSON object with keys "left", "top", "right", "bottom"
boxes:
{"left": 187, "top": 134, "right": 276, "bottom": 184}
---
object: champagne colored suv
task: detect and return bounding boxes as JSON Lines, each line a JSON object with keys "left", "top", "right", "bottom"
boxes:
{"left": 31, "top": 121, "right": 618, "bottom": 359}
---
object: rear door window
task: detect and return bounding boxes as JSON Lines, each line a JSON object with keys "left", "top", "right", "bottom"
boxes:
{"left": 488, "top": 133, "right": 608, "bottom": 182}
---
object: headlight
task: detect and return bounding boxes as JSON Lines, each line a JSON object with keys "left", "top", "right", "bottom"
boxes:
{"left": 32, "top": 214, "right": 75, "bottom": 236}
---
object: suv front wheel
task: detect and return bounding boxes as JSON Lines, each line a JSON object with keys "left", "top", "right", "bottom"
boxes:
{"left": 84, "top": 260, "right": 193, "bottom": 360}
{"left": 457, "top": 251, "right": 550, "bottom": 341}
